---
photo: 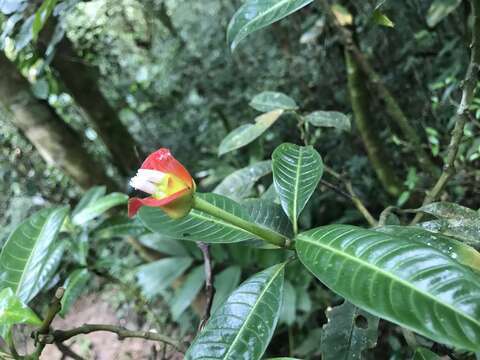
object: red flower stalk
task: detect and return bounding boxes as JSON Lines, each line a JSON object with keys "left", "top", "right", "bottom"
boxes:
{"left": 128, "top": 149, "right": 195, "bottom": 219}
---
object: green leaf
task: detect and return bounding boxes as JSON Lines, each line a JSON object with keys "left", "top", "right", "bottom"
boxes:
{"left": 36, "top": 240, "right": 66, "bottom": 292}
{"left": 418, "top": 202, "right": 478, "bottom": 220}
{"left": 417, "top": 202, "right": 480, "bottom": 245}
{"left": 426, "top": 0, "right": 461, "bottom": 28}
{"left": 214, "top": 161, "right": 272, "bottom": 200}
{"left": 243, "top": 199, "right": 294, "bottom": 238}
{"left": 72, "top": 193, "right": 128, "bottom": 225}
{"left": 227, "top": 0, "right": 314, "bottom": 51}
{"left": 211, "top": 266, "right": 242, "bottom": 313}
{"left": 94, "top": 216, "right": 146, "bottom": 239}
{"left": 304, "top": 111, "right": 351, "bottom": 132}
{"left": 249, "top": 91, "right": 298, "bottom": 112}
{"left": 138, "top": 234, "right": 190, "bottom": 257}
{"left": 136, "top": 257, "right": 193, "bottom": 298}
{"left": 279, "top": 280, "right": 296, "bottom": 325}
{"left": 185, "top": 263, "right": 286, "bottom": 360}
{"left": 170, "top": 265, "right": 205, "bottom": 321}
{"left": 0, "top": 288, "right": 41, "bottom": 340}
{"left": 138, "top": 193, "right": 259, "bottom": 243}
{"left": 376, "top": 226, "right": 480, "bottom": 272}
{"left": 272, "top": 143, "right": 323, "bottom": 232}
{"left": 32, "top": 0, "right": 58, "bottom": 40}
{"left": 372, "top": 9, "right": 394, "bottom": 27}
{"left": 296, "top": 225, "right": 480, "bottom": 352}
{"left": 72, "top": 186, "right": 106, "bottom": 218}
{"left": 0, "top": 207, "right": 68, "bottom": 303}
{"left": 413, "top": 347, "right": 442, "bottom": 360}
{"left": 60, "top": 268, "right": 91, "bottom": 317}
{"left": 219, "top": 110, "right": 284, "bottom": 156}
{"left": 320, "top": 301, "right": 379, "bottom": 360}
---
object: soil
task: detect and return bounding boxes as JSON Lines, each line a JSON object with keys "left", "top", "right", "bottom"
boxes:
{"left": 39, "top": 292, "right": 183, "bottom": 360}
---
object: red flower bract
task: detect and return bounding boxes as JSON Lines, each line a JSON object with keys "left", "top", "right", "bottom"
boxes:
{"left": 128, "top": 149, "right": 195, "bottom": 219}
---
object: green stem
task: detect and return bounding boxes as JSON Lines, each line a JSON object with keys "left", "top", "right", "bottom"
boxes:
{"left": 193, "top": 195, "right": 290, "bottom": 248}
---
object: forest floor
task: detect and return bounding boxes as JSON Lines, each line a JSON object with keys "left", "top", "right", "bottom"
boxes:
{"left": 40, "top": 290, "right": 183, "bottom": 360}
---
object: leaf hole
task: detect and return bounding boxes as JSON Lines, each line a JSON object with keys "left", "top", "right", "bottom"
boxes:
{"left": 354, "top": 315, "right": 368, "bottom": 329}
{"left": 182, "top": 233, "right": 191, "bottom": 237}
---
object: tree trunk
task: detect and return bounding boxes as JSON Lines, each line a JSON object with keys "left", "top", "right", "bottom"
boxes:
{"left": 345, "top": 49, "right": 403, "bottom": 198}
{"left": 38, "top": 19, "right": 142, "bottom": 177}
{"left": 0, "top": 53, "right": 117, "bottom": 191}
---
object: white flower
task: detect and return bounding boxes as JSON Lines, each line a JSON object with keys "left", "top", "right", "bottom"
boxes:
{"left": 129, "top": 169, "right": 166, "bottom": 195}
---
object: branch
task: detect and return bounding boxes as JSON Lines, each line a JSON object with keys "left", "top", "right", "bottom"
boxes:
{"left": 318, "top": 0, "right": 438, "bottom": 175}
{"left": 324, "top": 166, "right": 378, "bottom": 227}
{"left": 411, "top": 0, "right": 480, "bottom": 224}
{"left": 31, "top": 287, "right": 65, "bottom": 359}
{"left": 40, "top": 324, "right": 185, "bottom": 353}
{"left": 55, "top": 342, "right": 85, "bottom": 360}
{"left": 197, "top": 242, "right": 215, "bottom": 332}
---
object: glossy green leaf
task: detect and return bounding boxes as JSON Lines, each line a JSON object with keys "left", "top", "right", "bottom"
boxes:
{"left": 185, "top": 263, "right": 286, "bottom": 360}
{"left": 297, "top": 225, "right": 480, "bottom": 352}
{"left": 72, "top": 186, "right": 106, "bottom": 218}
{"left": 35, "top": 240, "right": 66, "bottom": 292}
{"left": 211, "top": 266, "right": 242, "bottom": 313}
{"left": 139, "top": 193, "right": 259, "bottom": 243}
{"left": 214, "top": 161, "right": 272, "bottom": 200}
{"left": 426, "top": 0, "right": 461, "bottom": 27}
{"left": 249, "top": 91, "right": 298, "bottom": 112}
{"left": 138, "top": 234, "right": 190, "bottom": 257}
{"left": 60, "top": 268, "right": 91, "bottom": 317}
{"left": 170, "top": 265, "right": 205, "bottom": 321}
{"left": 227, "top": 0, "right": 314, "bottom": 51}
{"left": 243, "top": 199, "right": 293, "bottom": 238}
{"left": 219, "top": 110, "right": 284, "bottom": 156}
{"left": 376, "top": 226, "right": 480, "bottom": 272}
{"left": 72, "top": 193, "right": 128, "bottom": 225}
{"left": 0, "top": 288, "right": 41, "bottom": 339}
{"left": 265, "top": 358, "right": 301, "bottom": 360}
{"left": 279, "top": 280, "right": 296, "bottom": 325}
{"left": 272, "top": 143, "right": 323, "bottom": 231}
{"left": 136, "top": 257, "right": 193, "bottom": 298}
{"left": 0, "top": 207, "right": 68, "bottom": 303}
{"left": 320, "top": 301, "right": 379, "bottom": 360}
{"left": 413, "top": 347, "right": 442, "bottom": 360}
{"left": 94, "top": 216, "right": 146, "bottom": 239}
{"left": 304, "top": 111, "right": 351, "bottom": 132}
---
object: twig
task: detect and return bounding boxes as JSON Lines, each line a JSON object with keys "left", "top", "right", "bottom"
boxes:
{"left": 55, "top": 342, "right": 85, "bottom": 360}
{"left": 31, "top": 287, "right": 65, "bottom": 359}
{"left": 36, "top": 288, "right": 64, "bottom": 336}
{"left": 39, "top": 324, "right": 185, "bottom": 353}
{"left": 411, "top": 0, "right": 480, "bottom": 225}
{"left": 197, "top": 242, "right": 215, "bottom": 332}
{"left": 318, "top": 0, "right": 437, "bottom": 175}
{"left": 324, "top": 166, "right": 378, "bottom": 227}
{"left": 320, "top": 179, "right": 354, "bottom": 201}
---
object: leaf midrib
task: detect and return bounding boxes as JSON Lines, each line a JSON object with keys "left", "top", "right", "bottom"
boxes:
{"left": 222, "top": 263, "right": 285, "bottom": 359}
{"left": 297, "top": 234, "right": 480, "bottom": 331}
{"left": 292, "top": 147, "right": 303, "bottom": 228}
